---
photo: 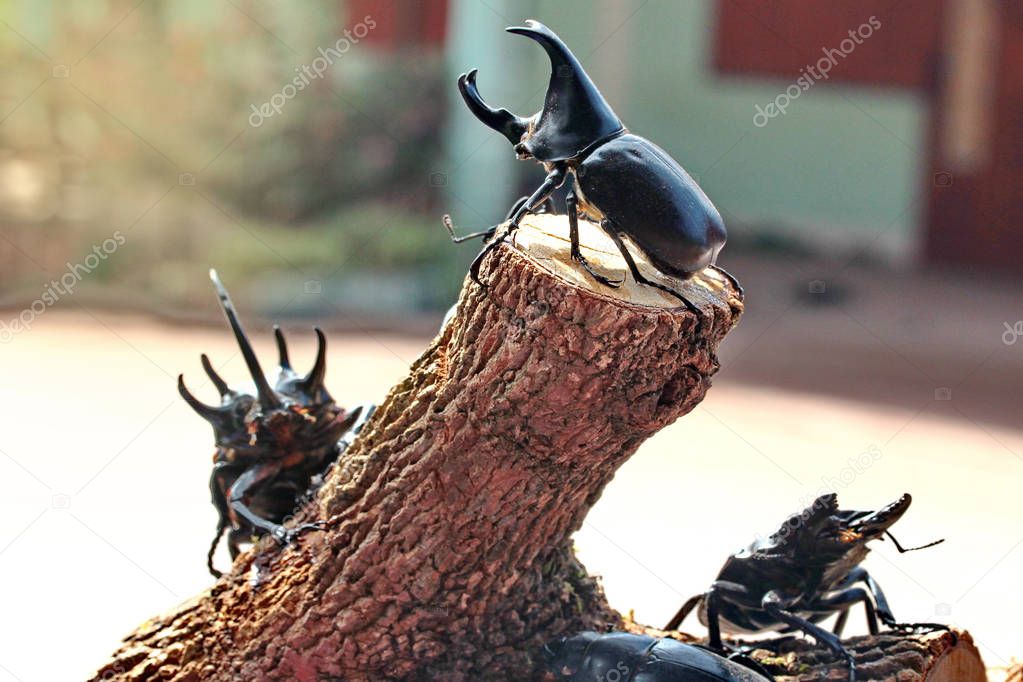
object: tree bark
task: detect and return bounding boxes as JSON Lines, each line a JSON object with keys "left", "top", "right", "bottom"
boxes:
{"left": 90, "top": 214, "right": 985, "bottom": 682}
{"left": 90, "top": 214, "right": 741, "bottom": 681}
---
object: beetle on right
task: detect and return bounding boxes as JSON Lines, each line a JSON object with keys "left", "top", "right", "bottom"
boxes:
{"left": 665, "top": 493, "right": 951, "bottom": 681}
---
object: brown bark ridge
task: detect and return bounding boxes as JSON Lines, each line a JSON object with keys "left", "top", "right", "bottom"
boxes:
{"left": 89, "top": 213, "right": 742, "bottom": 681}
{"left": 729, "top": 628, "right": 985, "bottom": 681}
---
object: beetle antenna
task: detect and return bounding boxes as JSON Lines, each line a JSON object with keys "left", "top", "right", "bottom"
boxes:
{"left": 300, "top": 328, "right": 328, "bottom": 397}
{"left": 885, "top": 531, "right": 945, "bottom": 553}
{"left": 441, "top": 214, "right": 498, "bottom": 243}
{"left": 200, "top": 354, "right": 231, "bottom": 397}
{"left": 209, "top": 269, "right": 282, "bottom": 412}
{"left": 273, "top": 325, "right": 291, "bottom": 371}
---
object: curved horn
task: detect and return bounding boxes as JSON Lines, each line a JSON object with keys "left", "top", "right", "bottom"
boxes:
{"left": 506, "top": 20, "right": 575, "bottom": 69}
{"left": 458, "top": 69, "right": 529, "bottom": 145}
{"left": 178, "top": 374, "right": 230, "bottom": 428}
{"left": 300, "top": 327, "right": 328, "bottom": 396}
{"left": 273, "top": 325, "right": 291, "bottom": 371}
{"left": 200, "top": 353, "right": 231, "bottom": 397}
{"left": 209, "top": 269, "right": 282, "bottom": 412}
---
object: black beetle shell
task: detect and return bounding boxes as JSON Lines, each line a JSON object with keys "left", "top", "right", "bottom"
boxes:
{"left": 547, "top": 632, "right": 770, "bottom": 681}
{"left": 575, "top": 134, "right": 726, "bottom": 277}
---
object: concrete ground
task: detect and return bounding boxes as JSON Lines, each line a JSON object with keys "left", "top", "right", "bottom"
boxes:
{"left": 0, "top": 254, "right": 1020, "bottom": 681}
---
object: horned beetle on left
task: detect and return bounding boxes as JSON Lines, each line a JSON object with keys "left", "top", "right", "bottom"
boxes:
{"left": 664, "top": 493, "right": 951, "bottom": 681}
{"left": 178, "top": 270, "right": 374, "bottom": 577}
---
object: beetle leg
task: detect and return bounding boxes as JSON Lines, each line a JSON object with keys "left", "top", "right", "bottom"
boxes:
{"left": 710, "top": 264, "right": 744, "bottom": 299}
{"left": 832, "top": 608, "right": 851, "bottom": 636}
{"left": 227, "top": 527, "right": 249, "bottom": 560}
{"left": 468, "top": 165, "right": 568, "bottom": 286}
{"left": 566, "top": 190, "right": 623, "bottom": 287}
{"left": 207, "top": 463, "right": 236, "bottom": 577}
{"left": 762, "top": 590, "right": 857, "bottom": 681}
{"left": 505, "top": 195, "right": 530, "bottom": 220}
{"left": 227, "top": 463, "right": 324, "bottom": 547}
{"left": 848, "top": 568, "right": 954, "bottom": 640}
{"left": 601, "top": 222, "right": 705, "bottom": 328}
{"left": 664, "top": 592, "right": 703, "bottom": 631}
{"left": 811, "top": 587, "right": 879, "bottom": 635}
{"left": 207, "top": 519, "right": 227, "bottom": 579}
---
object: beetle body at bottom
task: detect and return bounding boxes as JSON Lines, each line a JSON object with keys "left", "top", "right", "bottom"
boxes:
{"left": 543, "top": 632, "right": 771, "bottom": 682}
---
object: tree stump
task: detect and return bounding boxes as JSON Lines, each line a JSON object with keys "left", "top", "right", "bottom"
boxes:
{"left": 87, "top": 214, "right": 984, "bottom": 681}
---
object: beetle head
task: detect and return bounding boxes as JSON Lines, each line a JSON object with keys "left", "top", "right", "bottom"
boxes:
{"left": 769, "top": 493, "right": 917, "bottom": 562}
{"left": 458, "top": 20, "right": 624, "bottom": 163}
{"left": 178, "top": 270, "right": 357, "bottom": 462}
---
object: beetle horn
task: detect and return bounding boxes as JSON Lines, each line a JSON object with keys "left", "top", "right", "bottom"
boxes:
{"left": 200, "top": 353, "right": 231, "bottom": 397}
{"left": 299, "top": 327, "right": 329, "bottom": 397}
{"left": 274, "top": 325, "right": 291, "bottom": 371}
{"left": 209, "top": 269, "right": 282, "bottom": 412}
{"left": 178, "top": 374, "right": 231, "bottom": 428}
{"left": 848, "top": 493, "right": 913, "bottom": 539}
{"left": 505, "top": 20, "right": 623, "bottom": 162}
{"left": 458, "top": 69, "right": 530, "bottom": 145}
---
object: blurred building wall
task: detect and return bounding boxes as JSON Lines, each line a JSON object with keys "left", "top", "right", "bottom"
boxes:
{"left": 445, "top": 0, "right": 928, "bottom": 263}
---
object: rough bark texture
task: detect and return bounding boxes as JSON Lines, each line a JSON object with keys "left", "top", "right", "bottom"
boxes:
{"left": 90, "top": 214, "right": 984, "bottom": 682}
{"left": 90, "top": 215, "right": 742, "bottom": 681}
{"left": 736, "top": 628, "right": 985, "bottom": 681}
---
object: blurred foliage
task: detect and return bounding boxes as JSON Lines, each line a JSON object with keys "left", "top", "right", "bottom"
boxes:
{"left": 0, "top": 0, "right": 457, "bottom": 317}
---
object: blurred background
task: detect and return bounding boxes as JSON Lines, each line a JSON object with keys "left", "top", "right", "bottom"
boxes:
{"left": 0, "top": 1, "right": 1020, "bottom": 680}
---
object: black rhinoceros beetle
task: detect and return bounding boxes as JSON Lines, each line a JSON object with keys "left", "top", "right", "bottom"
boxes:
{"left": 543, "top": 631, "right": 772, "bottom": 681}
{"left": 445, "top": 20, "right": 740, "bottom": 323}
{"left": 664, "top": 493, "right": 950, "bottom": 681}
{"left": 178, "top": 270, "right": 373, "bottom": 577}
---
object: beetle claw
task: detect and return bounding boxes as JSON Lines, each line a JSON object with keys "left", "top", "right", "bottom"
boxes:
{"left": 271, "top": 521, "right": 324, "bottom": 546}
{"left": 572, "top": 252, "right": 623, "bottom": 288}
